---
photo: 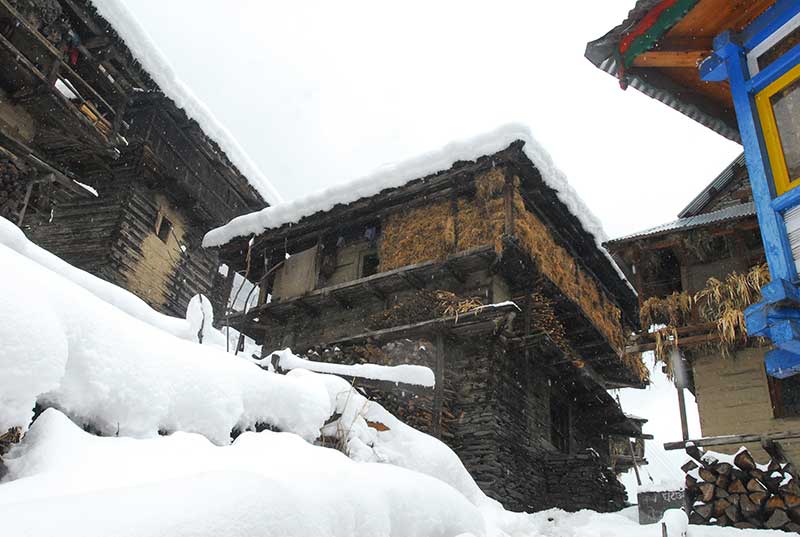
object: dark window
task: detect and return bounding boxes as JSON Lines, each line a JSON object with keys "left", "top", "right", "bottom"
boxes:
{"left": 157, "top": 216, "right": 173, "bottom": 243}
{"left": 361, "top": 252, "right": 379, "bottom": 277}
{"left": 550, "top": 397, "right": 570, "bottom": 453}
{"left": 769, "top": 373, "right": 800, "bottom": 418}
{"left": 758, "top": 25, "right": 800, "bottom": 72}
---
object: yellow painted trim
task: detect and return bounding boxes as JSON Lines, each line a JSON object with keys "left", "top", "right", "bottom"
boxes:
{"left": 756, "top": 62, "right": 800, "bottom": 196}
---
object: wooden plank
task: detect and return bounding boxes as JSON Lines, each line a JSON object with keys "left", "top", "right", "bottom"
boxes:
{"left": 238, "top": 245, "right": 495, "bottom": 320}
{"left": 664, "top": 430, "right": 800, "bottom": 451}
{"left": 632, "top": 49, "right": 711, "bottom": 68}
{"left": 665, "top": 0, "right": 775, "bottom": 38}
{"left": 323, "top": 303, "right": 518, "bottom": 347}
{"left": 625, "top": 332, "right": 719, "bottom": 354}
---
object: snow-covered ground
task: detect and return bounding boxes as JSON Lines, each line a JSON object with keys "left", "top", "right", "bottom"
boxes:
{"left": 616, "top": 355, "right": 702, "bottom": 500}
{"left": 0, "top": 217, "right": 777, "bottom": 536}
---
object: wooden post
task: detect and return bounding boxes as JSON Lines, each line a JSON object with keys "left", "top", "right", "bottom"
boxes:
{"left": 16, "top": 181, "right": 33, "bottom": 225}
{"left": 628, "top": 437, "right": 643, "bottom": 486}
{"left": 677, "top": 387, "right": 689, "bottom": 442}
{"left": 432, "top": 332, "right": 446, "bottom": 438}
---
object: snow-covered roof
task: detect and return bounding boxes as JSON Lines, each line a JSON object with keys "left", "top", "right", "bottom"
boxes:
{"left": 202, "top": 124, "right": 620, "bottom": 271}
{"left": 203, "top": 124, "right": 633, "bottom": 291}
{"left": 89, "top": 1, "right": 282, "bottom": 205}
{"left": 607, "top": 202, "right": 756, "bottom": 245}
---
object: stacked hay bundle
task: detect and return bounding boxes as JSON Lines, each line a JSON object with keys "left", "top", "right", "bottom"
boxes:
{"left": 376, "top": 168, "right": 638, "bottom": 379}
{"left": 685, "top": 447, "right": 800, "bottom": 531}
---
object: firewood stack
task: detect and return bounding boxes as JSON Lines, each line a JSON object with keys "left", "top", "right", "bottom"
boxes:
{"left": 684, "top": 447, "right": 800, "bottom": 531}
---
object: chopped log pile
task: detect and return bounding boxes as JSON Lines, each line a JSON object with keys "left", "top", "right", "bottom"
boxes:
{"left": 684, "top": 447, "right": 800, "bottom": 531}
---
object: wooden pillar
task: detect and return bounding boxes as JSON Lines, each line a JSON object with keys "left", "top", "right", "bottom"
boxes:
{"left": 677, "top": 387, "right": 689, "bottom": 442}
{"left": 432, "top": 332, "right": 447, "bottom": 438}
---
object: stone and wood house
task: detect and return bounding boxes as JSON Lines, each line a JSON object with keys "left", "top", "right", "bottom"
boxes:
{"left": 209, "top": 136, "right": 650, "bottom": 513}
{"left": 0, "top": 0, "right": 267, "bottom": 316}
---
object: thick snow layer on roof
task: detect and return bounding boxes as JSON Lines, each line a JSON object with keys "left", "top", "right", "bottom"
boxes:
{"left": 272, "top": 348, "right": 435, "bottom": 387}
{"left": 202, "top": 123, "right": 631, "bottom": 287}
{"left": 204, "top": 123, "right": 609, "bottom": 247}
{"left": 88, "top": 0, "right": 282, "bottom": 205}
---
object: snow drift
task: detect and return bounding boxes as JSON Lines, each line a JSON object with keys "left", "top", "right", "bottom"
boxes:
{"left": 1, "top": 218, "right": 775, "bottom": 536}
{"left": 0, "top": 409, "right": 485, "bottom": 537}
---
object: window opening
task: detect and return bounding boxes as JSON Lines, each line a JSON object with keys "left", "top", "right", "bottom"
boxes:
{"left": 361, "top": 252, "right": 380, "bottom": 278}
{"left": 769, "top": 372, "right": 800, "bottom": 418}
{"left": 157, "top": 215, "right": 173, "bottom": 243}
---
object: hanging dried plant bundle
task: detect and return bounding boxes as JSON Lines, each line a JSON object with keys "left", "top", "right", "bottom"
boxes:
{"left": 637, "top": 263, "right": 770, "bottom": 368}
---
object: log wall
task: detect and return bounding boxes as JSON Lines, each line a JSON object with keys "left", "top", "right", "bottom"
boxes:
{"left": 692, "top": 347, "right": 800, "bottom": 464}
{"left": 26, "top": 179, "right": 220, "bottom": 318}
{"left": 25, "top": 185, "right": 125, "bottom": 280}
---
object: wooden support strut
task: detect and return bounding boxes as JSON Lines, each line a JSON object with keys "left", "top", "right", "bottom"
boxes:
{"left": 665, "top": 431, "right": 800, "bottom": 451}
{"left": 631, "top": 49, "right": 712, "bottom": 68}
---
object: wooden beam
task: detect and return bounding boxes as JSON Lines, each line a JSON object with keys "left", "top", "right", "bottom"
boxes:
{"left": 664, "top": 430, "right": 800, "bottom": 451}
{"left": 325, "top": 290, "right": 352, "bottom": 310}
{"left": 398, "top": 270, "right": 426, "bottom": 290}
{"left": 632, "top": 49, "right": 711, "bottom": 68}
{"left": 363, "top": 281, "right": 387, "bottom": 302}
{"left": 625, "top": 332, "right": 719, "bottom": 354}
{"left": 292, "top": 298, "right": 318, "bottom": 317}
{"left": 442, "top": 261, "right": 466, "bottom": 284}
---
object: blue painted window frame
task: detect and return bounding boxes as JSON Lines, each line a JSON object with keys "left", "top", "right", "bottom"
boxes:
{"left": 700, "top": 0, "right": 800, "bottom": 377}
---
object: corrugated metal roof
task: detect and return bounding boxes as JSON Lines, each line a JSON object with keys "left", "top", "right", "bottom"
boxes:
{"left": 678, "top": 153, "right": 747, "bottom": 218}
{"left": 606, "top": 201, "right": 756, "bottom": 245}
{"left": 584, "top": 1, "right": 741, "bottom": 142}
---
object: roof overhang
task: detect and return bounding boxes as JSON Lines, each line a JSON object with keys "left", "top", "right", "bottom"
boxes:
{"left": 585, "top": 0, "right": 779, "bottom": 141}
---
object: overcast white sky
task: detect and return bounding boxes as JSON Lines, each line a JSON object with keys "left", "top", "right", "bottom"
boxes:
{"left": 121, "top": 0, "right": 741, "bottom": 240}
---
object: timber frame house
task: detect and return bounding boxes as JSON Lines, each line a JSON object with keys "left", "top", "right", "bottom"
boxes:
{"left": 606, "top": 155, "right": 800, "bottom": 465}
{"left": 213, "top": 140, "right": 650, "bottom": 513}
{"left": 0, "top": 0, "right": 265, "bottom": 316}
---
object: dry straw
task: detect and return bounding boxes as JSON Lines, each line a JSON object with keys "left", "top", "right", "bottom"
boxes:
{"left": 375, "top": 168, "right": 643, "bottom": 381}
{"left": 639, "top": 263, "right": 770, "bottom": 368}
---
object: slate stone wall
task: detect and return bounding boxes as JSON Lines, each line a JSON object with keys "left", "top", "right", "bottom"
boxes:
{"left": 307, "top": 337, "right": 627, "bottom": 514}
{"left": 544, "top": 452, "right": 627, "bottom": 512}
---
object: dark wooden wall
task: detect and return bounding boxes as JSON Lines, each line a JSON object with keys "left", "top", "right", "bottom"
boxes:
{"left": 26, "top": 177, "right": 220, "bottom": 318}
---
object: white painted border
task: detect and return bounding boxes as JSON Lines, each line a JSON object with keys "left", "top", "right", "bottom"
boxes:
{"left": 748, "top": 10, "right": 800, "bottom": 76}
